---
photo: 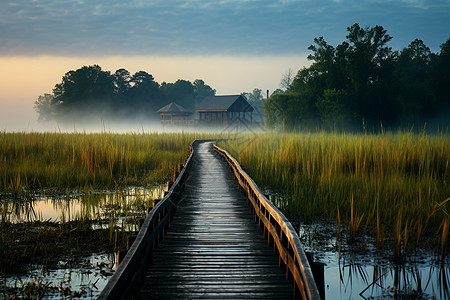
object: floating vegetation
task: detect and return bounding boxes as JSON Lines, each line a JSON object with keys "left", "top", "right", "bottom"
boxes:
{"left": 0, "top": 186, "right": 167, "bottom": 298}
{"left": 1, "top": 252, "right": 117, "bottom": 299}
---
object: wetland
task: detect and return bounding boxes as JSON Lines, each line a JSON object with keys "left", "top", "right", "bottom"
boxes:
{"left": 1, "top": 131, "right": 449, "bottom": 299}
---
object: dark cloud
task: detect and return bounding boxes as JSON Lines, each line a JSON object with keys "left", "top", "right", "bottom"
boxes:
{"left": 0, "top": 0, "right": 449, "bottom": 56}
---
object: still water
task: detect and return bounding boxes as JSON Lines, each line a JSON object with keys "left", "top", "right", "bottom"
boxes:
{"left": 299, "top": 222, "right": 449, "bottom": 299}
{"left": 1, "top": 186, "right": 165, "bottom": 224}
{"left": 2, "top": 187, "right": 449, "bottom": 299}
{"left": 267, "top": 192, "right": 450, "bottom": 300}
{"left": 1, "top": 253, "right": 117, "bottom": 299}
{"left": 0, "top": 186, "right": 165, "bottom": 299}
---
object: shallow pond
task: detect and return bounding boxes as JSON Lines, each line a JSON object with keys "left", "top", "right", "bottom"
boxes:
{"left": 1, "top": 253, "right": 117, "bottom": 299}
{"left": 2, "top": 186, "right": 448, "bottom": 299}
{"left": 1, "top": 186, "right": 165, "bottom": 224}
{"left": 0, "top": 186, "right": 165, "bottom": 299}
{"left": 299, "top": 222, "right": 449, "bottom": 299}
{"left": 267, "top": 192, "right": 450, "bottom": 299}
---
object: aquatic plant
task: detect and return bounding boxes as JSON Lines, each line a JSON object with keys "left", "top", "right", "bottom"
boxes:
{"left": 0, "top": 132, "right": 221, "bottom": 196}
{"left": 220, "top": 131, "right": 450, "bottom": 251}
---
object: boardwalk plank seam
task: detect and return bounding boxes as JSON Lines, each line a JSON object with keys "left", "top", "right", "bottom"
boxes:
{"left": 141, "top": 141, "right": 295, "bottom": 299}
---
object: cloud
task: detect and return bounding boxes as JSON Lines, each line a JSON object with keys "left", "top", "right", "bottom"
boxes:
{"left": 0, "top": 0, "right": 449, "bottom": 56}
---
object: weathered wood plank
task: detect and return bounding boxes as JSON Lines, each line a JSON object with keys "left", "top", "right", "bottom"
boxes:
{"left": 213, "top": 144, "right": 322, "bottom": 300}
{"left": 140, "top": 141, "right": 295, "bottom": 299}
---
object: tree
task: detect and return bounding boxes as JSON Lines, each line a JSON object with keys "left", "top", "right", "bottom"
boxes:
{"left": 34, "top": 65, "right": 219, "bottom": 122}
{"left": 34, "top": 94, "right": 57, "bottom": 122}
{"left": 285, "top": 23, "right": 401, "bottom": 130}
{"left": 430, "top": 38, "right": 450, "bottom": 116}
{"left": 243, "top": 88, "right": 264, "bottom": 103}
{"left": 394, "top": 39, "right": 434, "bottom": 126}
{"left": 160, "top": 80, "right": 196, "bottom": 109}
{"left": 131, "top": 71, "right": 157, "bottom": 87}
{"left": 280, "top": 68, "right": 294, "bottom": 91}
{"left": 129, "top": 71, "right": 161, "bottom": 112}
{"left": 114, "top": 68, "right": 132, "bottom": 97}
{"left": 271, "top": 89, "right": 284, "bottom": 96}
{"left": 53, "top": 65, "right": 115, "bottom": 114}
{"left": 193, "top": 79, "right": 216, "bottom": 104}
{"left": 316, "top": 89, "right": 351, "bottom": 129}
{"left": 264, "top": 92, "right": 318, "bottom": 131}
{"left": 344, "top": 24, "right": 398, "bottom": 125}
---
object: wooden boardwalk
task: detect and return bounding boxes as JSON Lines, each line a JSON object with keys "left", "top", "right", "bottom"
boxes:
{"left": 140, "top": 141, "right": 295, "bottom": 299}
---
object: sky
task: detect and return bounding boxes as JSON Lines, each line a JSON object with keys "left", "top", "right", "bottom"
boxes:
{"left": 1, "top": 0, "right": 449, "bottom": 131}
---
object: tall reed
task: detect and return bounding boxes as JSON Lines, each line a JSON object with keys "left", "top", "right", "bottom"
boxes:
{"left": 0, "top": 132, "right": 217, "bottom": 195}
{"left": 220, "top": 131, "right": 450, "bottom": 249}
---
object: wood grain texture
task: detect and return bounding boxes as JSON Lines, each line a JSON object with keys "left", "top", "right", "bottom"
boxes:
{"left": 140, "top": 142, "right": 295, "bottom": 299}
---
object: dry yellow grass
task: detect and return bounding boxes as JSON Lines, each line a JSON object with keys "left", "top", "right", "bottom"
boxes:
{"left": 221, "top": 131, "right": 450, "bottom": 249}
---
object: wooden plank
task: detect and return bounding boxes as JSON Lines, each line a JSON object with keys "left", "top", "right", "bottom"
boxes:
{"left": 140, "top": 141, "right": 295, "bottom": 299}
{"left": 214, "top": 144, "right": 322, "bottom": 300}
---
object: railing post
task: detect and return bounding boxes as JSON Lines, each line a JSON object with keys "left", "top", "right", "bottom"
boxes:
{"left": 213, "top": 143, "right": 321, "bottom": 300}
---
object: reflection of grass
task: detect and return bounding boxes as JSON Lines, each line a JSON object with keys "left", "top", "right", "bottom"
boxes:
{"left": 0, "top": 220, "right": 128, "bottom": 275}
{"left": 0, "top": 132, "right": 224, "bottom": 281}
{"left": 0, "top": 132, "right": 217, "bottom": 196}
{"left": 0, "top": 188, "right": 174, "bottom": 278}
{"left": 220, "top": 132, "right": 450, "bottom": 251}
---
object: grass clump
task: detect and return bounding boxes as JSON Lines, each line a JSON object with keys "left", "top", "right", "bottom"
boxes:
{"left": 220, "top": 131, "right": 450, "bottom": 252}
{"left": 0, "top": 131, "right": 222, "bottom": 273}
{"left": 0, "top": 132, "right": 217, "bottom": 196}
{"left": 0, "top": 220, "right": 128, "bottom": 275}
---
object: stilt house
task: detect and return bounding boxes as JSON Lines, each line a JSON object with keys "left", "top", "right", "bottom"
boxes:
{"left": 196, "top": 95, "right": 254, "bottom": 126}
{"left": 157, "top": 102, "right": 194, "bottom": 126}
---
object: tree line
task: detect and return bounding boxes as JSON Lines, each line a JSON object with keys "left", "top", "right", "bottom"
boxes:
{"left": 265, "top": 24, "right": 450, "bottom": 131}
{"left": 34, "top": 66, "right": 216, "bottom": 122}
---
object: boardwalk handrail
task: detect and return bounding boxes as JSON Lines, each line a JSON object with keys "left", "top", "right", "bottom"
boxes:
{"left": 214, "top": 144, "right": 321, "bottom": 300}
{"left": 98, "top": 140, "right": 199, "bottom": 300}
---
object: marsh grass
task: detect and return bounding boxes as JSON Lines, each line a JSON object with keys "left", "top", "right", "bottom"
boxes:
{"left": 220, "top": 132, "right": 450, "bottom": 252}
{"left": 0, "top": 186, "right": 168, "bottom": 276}
{"left": 0, "top": 220, "right": 128, "bottom": 275}
{"left": 0, "top": 131, "right": 218, "bottom": 196}
{"left": 0, "top": 131, "right": 223, "bottom": 278}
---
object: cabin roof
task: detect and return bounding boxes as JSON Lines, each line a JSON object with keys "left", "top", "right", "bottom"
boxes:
{"left": 157, "top": 102, "right": 191, "bottom": 114}
{"left": 196, "top": 95, "right": 254, "bottom": 112}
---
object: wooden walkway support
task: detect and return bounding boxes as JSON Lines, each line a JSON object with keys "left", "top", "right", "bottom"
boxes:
{"left": 98, "top": 141, "right": 320, "bottom": 300}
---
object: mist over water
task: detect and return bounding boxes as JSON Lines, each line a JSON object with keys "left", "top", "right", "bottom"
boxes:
{"left": 0, "top": 110, "right": 257, "bottom": 134}
{"left": 0, "top": 103, "right": 163, "bottom": 133}
{"left": 0, "top": 114, "right": 160, "bottom": 134}
{"left": 0, "top": 55, "right": 309, "bottom": 133}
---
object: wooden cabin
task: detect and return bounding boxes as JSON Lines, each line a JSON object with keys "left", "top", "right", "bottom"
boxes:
{"left": 157, "top": 102, "right": 194, "bottom": 126}
{"left": 196, "top": 95, "right": 254, "bottom": 126}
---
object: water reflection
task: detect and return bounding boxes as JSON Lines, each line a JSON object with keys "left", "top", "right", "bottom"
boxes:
{"left": 335, "top": 260, "right": 450, "bottom": 299}
{"left": 264, "top": 190, "right": 450, "bottom": 299}
{"left": 0, "top": 186, "right": 165, "bottom": 298}
{"left": 299, "top": 222, "right": 450, "bottom": 299}
{"left": 1, "top": 186, "right": 165, "bottom": 226}
{"left": 1, "top": 253, "right": 118, "bottom": 299}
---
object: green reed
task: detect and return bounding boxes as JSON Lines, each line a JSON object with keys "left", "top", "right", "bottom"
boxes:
{"left": 0, "top": 131, "right": 218, "bottom": 195}
{"left": 220, "top": 131, "right": 450, "bottom": 250}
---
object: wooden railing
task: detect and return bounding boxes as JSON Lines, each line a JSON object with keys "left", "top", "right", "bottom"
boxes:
{"left": 161, "top": 119, "right": 195, "bottom": 126}
{"left": 214, "top": 144, "right": 321, "bottom": 300}
{"left": 98, "top": 140, "right": 320, "bottom": 300}
{"left": 97, "top": 140, "right": 198, "bottom": 300}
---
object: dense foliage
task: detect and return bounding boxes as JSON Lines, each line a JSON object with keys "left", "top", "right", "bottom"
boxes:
{"left": 265, "top": 24, "right": 450, "bottom": 131}
{"left": 34, "top": 66, "right": 216, "bottom": 123}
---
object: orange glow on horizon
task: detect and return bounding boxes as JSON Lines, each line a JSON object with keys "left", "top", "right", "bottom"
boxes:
{"left": 0, "top": 54, "right": 309, "bottom": 131}
{"left": 0, "top": 54, "right": 309, "bottom": 98}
